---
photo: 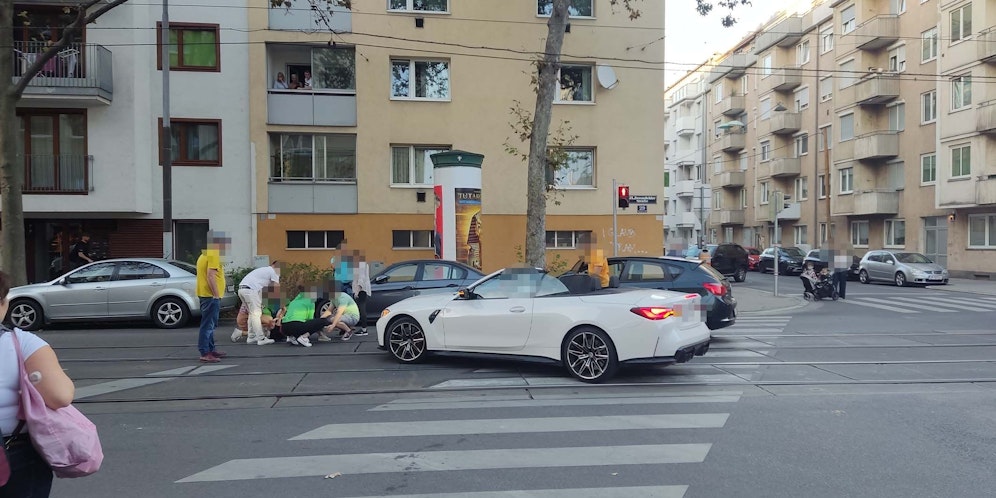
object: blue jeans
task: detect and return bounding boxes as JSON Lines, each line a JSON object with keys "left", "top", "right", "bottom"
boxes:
{"left": 198, "top": 297, "right": 220, "bottom": 356}
{"left": 0, "top": 439, "right": 53, "bottom": 498}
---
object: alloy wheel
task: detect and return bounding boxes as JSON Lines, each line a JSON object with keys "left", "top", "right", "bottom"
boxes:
{"left": 9, "top": 302, "right": 38, "bottom": 330}
{"left": 895, "top": 272, "right": 906, "bottom": 287}
{"left": 566, "top": 331, "right": 610, "bottom": 381}
{"left": 157, "top": 301, "right": 184, "bottom": 327}
{"left": 859, "top": 270, "right": 869, "bottom": 284}
{"left": 389, "top": 319, "right": 426, "bottom": 362}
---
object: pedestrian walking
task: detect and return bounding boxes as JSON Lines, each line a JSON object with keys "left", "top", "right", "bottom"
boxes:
{"left": 196, "top": 231, "right": 229, "bottom": 363}
{"left": 353, "top": 260, "right": 371, "bottom": 336}
{"left": 236, "top": 262, "right": 280, "bottom": 346}
{"left": 68, "top": 233, "right": 94, "bottom": 269}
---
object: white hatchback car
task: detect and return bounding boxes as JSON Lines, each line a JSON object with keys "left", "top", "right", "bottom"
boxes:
{"left": 377, "top": 267, "right": 711, "bottom": 383}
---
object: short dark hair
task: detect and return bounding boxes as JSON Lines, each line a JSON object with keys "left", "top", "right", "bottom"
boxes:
{"left": 0, "top": 270, "right": 11, "bottom": 302}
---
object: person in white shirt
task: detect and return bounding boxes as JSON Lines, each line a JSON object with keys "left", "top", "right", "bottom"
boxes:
{"left": 353, "top": 261, "right": 372, "bottom": 336}
{"left": 273, "top": 72, "right": 288, "bottom": 89}
{"left": 235, "top": 261, "right": 281, "bottom": 345}
{"left": 303, "top": 70, "right": 313, "bottom": 90}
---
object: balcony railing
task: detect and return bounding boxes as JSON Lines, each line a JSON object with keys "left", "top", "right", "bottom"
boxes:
{"left": 708, "top": 53, "right": 756, "bottom": 83}
{"left": 753, "top": 16, "right": 804, "bottom": 54}
{"left": 979, "top": 27, "right": 996, "bottom": 63}
{"left": 772, "top": 67, "right": 802, "bottom": 92}
{"left": 676, "top": 116, "right": 695, "bottom": 136}
{"left": 854, "top": 132, "right": 899, "bottom": 161}
{"left": 771, "top": 111, "right": 801, "bottom": 135}
{"left": 976, "top": 177, "right": 996, "bottom": 206}
{"left": 977, "top": 100, "right": 996, "bottom": 134}
{"left": 719, "top": 132, "right": 746, "bottom": 152}
{"left": 711, "top": 209, "right": 745, "bottom": 225}
{"left": 855, "top": 73, "right": 899, "bottom": 105}
{"left": 719, "top": 95, "right": 746, "bottom": 116}
{"left": 717, "top": 170, "right": 745, "bottom": 188}
{"left": 674, "top": 180, "right": 697, "bottom": 197}
{"left": 847, "top": 15, "right": 899, "bottom": 51}
{"left": 853, "top": 189, "right": 899, "bottom": 215}
{"left": 12, "top": 42, "right": 113, "bottom": 104}
{"left": 267, "top": 89, "right": 357, "bottom": 126}
{"left": 770, "top": 157, "right": 802, "bottom": 177}
{"left": 20, "top": 154, "right": 92, "bottom": 194}
{"left": 269, "top": 3, "right": 351, "bottom": 32}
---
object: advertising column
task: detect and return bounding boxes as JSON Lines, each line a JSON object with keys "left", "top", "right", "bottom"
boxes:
{"left": 430, "top": 150, "right": 484, "bottom": 271}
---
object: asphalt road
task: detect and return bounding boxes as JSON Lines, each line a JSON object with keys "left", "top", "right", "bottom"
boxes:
{"left": 35, "top": 282, "right": 996, "bottom": 497}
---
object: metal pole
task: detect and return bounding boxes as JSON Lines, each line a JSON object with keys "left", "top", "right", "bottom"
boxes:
{"left": 612, "top": 178, "right": 618, "bottom": 256}
{"left": 162, "top": 0, "right": 173, "bottom": 259}
{"left": 699, "top": 185, "right": 704, "bottom": 246}
{"left": 773, "top": 192, "right": 780, "bottom": 297}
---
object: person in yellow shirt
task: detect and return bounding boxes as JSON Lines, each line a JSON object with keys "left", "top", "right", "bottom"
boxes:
{"left": 588, "top": 247, "right": 610, "bottom": 289}
{"left": 196, "top": 231, "right": 229, "bottom": 363}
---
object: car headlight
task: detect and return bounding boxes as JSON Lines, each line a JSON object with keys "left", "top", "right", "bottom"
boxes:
{"left": 381, "top": 308, "right": 391, "bottom": 317}
{"left": 912, "top": 270, "right": 927, "bottom": 278}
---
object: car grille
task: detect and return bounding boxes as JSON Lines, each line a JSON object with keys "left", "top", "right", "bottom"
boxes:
{"left": 929, "top": 270, "right": 943, "bottom": 274}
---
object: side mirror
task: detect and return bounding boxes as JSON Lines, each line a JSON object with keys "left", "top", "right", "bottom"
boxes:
{"left": 373, "top": 274, "right": 389, "bottom": 284}
{"left": 888, "top": 260, "right": 895, "bottom": 265}
{"left": 57, "top": 278, "right": 67, "bottom": 286}
{"left": 457, "top": 287, "right": 474, "bottom": 300}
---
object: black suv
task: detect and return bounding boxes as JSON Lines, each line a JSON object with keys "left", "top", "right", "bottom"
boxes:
{"left": 707, "top": 243, "right": 750, "bottom": 283}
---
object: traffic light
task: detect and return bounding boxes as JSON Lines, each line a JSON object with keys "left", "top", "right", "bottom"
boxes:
{"left": 618, "top": 185, "right": 630, "bottom": 208}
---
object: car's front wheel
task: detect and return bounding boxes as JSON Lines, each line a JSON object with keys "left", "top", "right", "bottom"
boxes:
{"left": 562, "top": 327, "right": 618, "bottom": 383}
{"left": 153, "top": 297, "right": 189, "bottom": 329}
{"left": 894, "top": 272, "right": 907, "bottom": 287}
{"left": 8, "top": 299, "right": 43, "bottom": 331}
{"left": 733, "top": 267, "right": 747, "bottom": 283}
{"left": 388, "top": 316, "right": 427, "bottom": 363}
{"left": 859, "top": 270, "right": 870, "bottom": 284}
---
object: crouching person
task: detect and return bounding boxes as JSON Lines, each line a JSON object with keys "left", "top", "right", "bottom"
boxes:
{"left": 231, "top": 303, "right": 279, "bottom": 343}
{"left": 324, "top": 289, "right": 362, "bottom": 341}
{"left": 280, "top": 287, "right": 336, "bottom": 347}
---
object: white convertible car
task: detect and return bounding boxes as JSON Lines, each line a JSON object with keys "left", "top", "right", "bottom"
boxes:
{"left": 376, "top": 267, "right": 711, "bottom": 383}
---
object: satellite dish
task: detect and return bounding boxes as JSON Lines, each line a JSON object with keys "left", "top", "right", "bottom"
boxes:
{"left": 596, "top": 65, "right": 618, "bottom": 90}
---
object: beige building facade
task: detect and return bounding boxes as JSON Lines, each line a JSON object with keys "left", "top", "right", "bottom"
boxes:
{"left": 247, "top": 0, "right": 667, "bottom": 273}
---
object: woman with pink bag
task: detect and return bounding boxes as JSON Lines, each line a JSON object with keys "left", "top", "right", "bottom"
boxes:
{"left": 0, "top": 270, "right": 77, "bottom": 497}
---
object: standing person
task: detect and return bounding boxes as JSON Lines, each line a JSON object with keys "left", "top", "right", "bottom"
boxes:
{"left": 352, "top": 260, "right": 371, "bottom": 337}
{"left": 68, "top": 233, "right": 94, "bottom": 269}
{"left": 196, "top": 231, "right": 228, "bottom": 363}
{"left": 587, "top": 246, "right": 610, "bottom": 289}
{"left": 1, "top": 270, "right": 77, "bottom": 498}
{"left": 236, "top": 262, "right": 280, "bottom": 346}
{"left": 832, "top": 251, "right": 849, "bottom": 300}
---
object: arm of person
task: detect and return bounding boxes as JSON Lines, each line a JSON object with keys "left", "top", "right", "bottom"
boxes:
{"left": 329, "top": 305, "right": 346, "bottom": 329}
{"left": 24, "top": 346, "right": 76, "bottom": 409}
{"left": 207, "top": 267, "right": 220, "bottom": 298}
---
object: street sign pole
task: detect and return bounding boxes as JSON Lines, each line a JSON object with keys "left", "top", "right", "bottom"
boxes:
{"left": 612, "top": 178, "right": 618, "bottom": 257}
{"left": 773, "top": 191, "right": 781, "bottom": 297}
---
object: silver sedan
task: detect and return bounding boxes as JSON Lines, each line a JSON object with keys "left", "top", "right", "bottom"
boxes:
{"left": 3, "top": 258, "right": 238, "bottom": 331}
{"left": 858, "top": 250, "right": 949, "bottom": 287}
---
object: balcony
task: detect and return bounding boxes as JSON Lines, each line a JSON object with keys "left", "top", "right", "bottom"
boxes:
{"left": 719, "top": 132, "right": 746, "bottom": 152}
{"left": 846, "top": 15, "right": 899, "bottom": 51}
{"left": 719, "top": 95, "right": 746, "bottom": 116}
{"left": 267, "top": 90, "right": 357, "bottom": 126}
{"left": 770, "top": 111, "right": 801, "bottom": 135}
{"left": 674, "top": 179, "right": 697, "bottom": 197}
{"left": 717, "top": 170, "right": 745, "bottom": 188}
{"left": 852, "top": 189, "right": 899, "bottom": 215}
{"left": 21, "top": 154, "right": 92, "bottom": 194}
{"left": 269, "top": 2, "right": 351, "bottom": 32}
{"left": 854, "top": 74, "right": 899, "bottom": 105}
{"left": 979, "top": 27, "right": 996, "bottom": 63}
{"left": 769, "top": 157, "right": 802, "bottom": 178}
{"left": 854, "top": 132, "right": 899, "bottom": 161}
{"left": 708, "top": 53, "right": 756, "bottom": 83}
{"left": 777, "top": 202, "right": 801, "bottom": 221}
{"left": 977, "top": 100, "right": 996, "bottom": 133}
{"left": 771, "top": 67, "right": 802, "bottom": 92}
{"left": 675, "top": 211, "right": 701, "bottom": 228}
{"left": 754, "top": 16, "right": 804, "bottom": 54}
{"left": 676, "top": 116, "right": 695, "bottom": 136}
{"left": 711, "top": 209, "right": 745, "bottom": 225}
{"left": 12, "top": 42, "right": 112, "bottom": 106}
{"left": 977, "top": 177, "right": 996, "bottom": 205}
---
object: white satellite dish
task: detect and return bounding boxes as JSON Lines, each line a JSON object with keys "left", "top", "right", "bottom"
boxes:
{"left": 596, "top": 64, "right": 618, "bottom": 90}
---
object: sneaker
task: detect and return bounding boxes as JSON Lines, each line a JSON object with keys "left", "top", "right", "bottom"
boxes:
{"left": 341, "top": 329, "right": 353, "bottom": 341}
{"left": 210, "top": 350, "right": 228, "bottom": 358}
{"left": 287, "top": 336, "right": 299, "bottom": 345}
{"left": 317, "top": 334, "right": 332, "bottom": 342}
{"left": 199, "top": 355, "right": 220, "bottom": 363}
{"left": 231, "top": 328, "right": 243, "bottom": 342}
{"left": 246, "top": 334, "right": 259, "bottom": 344}
{"left": 257, "top": 338, "right": 275, "bottom": 346}
{"left": 353, "top": 328, "right": 369, "bottom": 337}
{"left": 298, "top": 335, "right": 312, "bottom": 348}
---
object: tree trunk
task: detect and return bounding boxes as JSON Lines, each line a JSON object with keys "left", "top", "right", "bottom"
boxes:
{"left": 0, "top": 0, "right": 28, "bottom": 286}
{"left": 524, "top": 0, "right": 568, "bottom": 269}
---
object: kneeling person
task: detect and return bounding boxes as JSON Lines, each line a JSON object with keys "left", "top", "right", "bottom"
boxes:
{"left": 326, "top": 290, "right": 362, "bottom": 341}
{"left": 280, "top": 288, "right": 336, "bottom": 347}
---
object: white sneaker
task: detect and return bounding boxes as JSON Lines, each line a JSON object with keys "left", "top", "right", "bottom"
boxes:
{"left": 317, "top": 334, "right": 332, "bottom": 342}
{"left": 231, "top": 328, "right": 243, "bottom": 342}
{"left": 287, "top": 336, "right": 299, "bottom": 346}
{"left": 247, "top": 334, "right": 259, "bottom": 344}
{"left": 257, "top": 338, "right": 275, "bottom": 346}
{"left": 298, "top": 335, "right": 312, "bottom": 348}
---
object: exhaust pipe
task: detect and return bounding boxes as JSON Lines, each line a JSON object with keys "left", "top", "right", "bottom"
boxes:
{"left": 674, "top": 347, "right": 695, "bottom": 363}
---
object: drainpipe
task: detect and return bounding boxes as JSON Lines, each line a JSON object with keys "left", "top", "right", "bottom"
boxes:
{"left": 814, "top": 36, "right": 821, "bottom": 247}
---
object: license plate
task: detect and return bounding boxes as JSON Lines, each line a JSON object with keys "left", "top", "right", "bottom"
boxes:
{"left": 928, "top": 275, "right": 942, "bottom": 280}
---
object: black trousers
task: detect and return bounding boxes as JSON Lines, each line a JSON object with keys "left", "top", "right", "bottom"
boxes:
{"left": 356, "top": 291, "right": 368, "bottom": 329}
{"left": 0, "top": 438, "right": 52, "bottom": 498}
{"left": 282, "top": 317, "right": 332, "bottom": 337}
{"left": 833, "top": 270, "right": 847, "bottom": 299}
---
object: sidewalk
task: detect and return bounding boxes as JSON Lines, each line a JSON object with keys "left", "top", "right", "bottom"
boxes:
{"left": 734, "top": 287, "right": 808, "bottom": 315}
{"left": 932, "top": 277, "right": 996, "bottom": 297}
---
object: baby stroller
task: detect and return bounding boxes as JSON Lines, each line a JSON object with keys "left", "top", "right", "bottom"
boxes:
{"left": 801, "top": 271, "right": 838, "bottom": 301}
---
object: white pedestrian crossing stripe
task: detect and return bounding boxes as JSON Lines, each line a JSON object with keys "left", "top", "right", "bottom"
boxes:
{"left": 847, "top": 295, "right": 996, "bottom": 314}
{"left": 370, "top": 393, "right": 743, "bottom": 411}
{"left": 341, "top": 486, "right": 689, "bottom": 498}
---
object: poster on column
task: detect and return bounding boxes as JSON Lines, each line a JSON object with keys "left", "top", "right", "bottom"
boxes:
{"left": 433, "top": 185, "right": 444, "bottom": 260}
{"left": 455, "top": 188, "right": 482, "bottom": 271}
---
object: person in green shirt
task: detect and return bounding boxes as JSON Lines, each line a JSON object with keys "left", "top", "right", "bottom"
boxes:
{"left": 278, "top": 287, "right": 336, "bottom": 348}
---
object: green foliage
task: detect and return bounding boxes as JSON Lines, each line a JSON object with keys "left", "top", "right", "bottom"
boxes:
{"left": 695, "top": 0, "right": 751, "bottom": 27}
{"left": 226, "top": 262, "right": 334, "bottom": 301}
{"left": 503, "top": 100, "right": 579, "bottom": 207}
{"left": 513, "top": 244, "right": 570, "bottom": 275}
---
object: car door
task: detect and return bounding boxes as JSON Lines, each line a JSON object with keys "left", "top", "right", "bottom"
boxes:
{"left": 760, "top": 248, "right": 775, "bottom": 272}
{"left": 416, "top": 262, "right": 467, "bottom": 294}
{"left": 42, "top": 262, "right": 117, "bottom": 319}
{"left": 367, "top": 262, "right": 421, "bottom": 317}
{"left": 865, "top": 253, "right": 883, "bottom": 280}
{"left": 441, "top": 272, "right": 534, "bottom": 351}
{"left": 107, "top": 261, "right": 170, "bottom": 317}
{"left": 878, "top": 253, "right": 897, "bottom": 281}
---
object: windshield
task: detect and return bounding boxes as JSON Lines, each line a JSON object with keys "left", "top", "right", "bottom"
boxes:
{"left": 782, "top": 247, "right": 806, "bottom": 258}
{"left": 895, "top": 253, "right": 933, "bottom": 264}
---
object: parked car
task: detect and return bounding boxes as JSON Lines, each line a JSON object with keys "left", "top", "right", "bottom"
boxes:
{"left": 707, "top": 243, "right": 750, "bottom": 282}
{"left": 322, "top": 259, "right": 484, "bottom": 320}
{"left": 606, "top": 256, "right": 737, "bottom": 330}
{"left": 746, "top": 247, "right": 762, "bottom": 271}
{"left": 803, "top": 249, "right": 862, "bottom": 280}
{"left": 858, "top": 250, "right": 949, "bottom": 287}
{"left": 3, "top": 259, "right": 239, "bottom": 331}
{"left": 757, "top": 247, "right": 807, "bottom": 275}
{"left": 377, "top": 267, "right": 711, "bottom": 383}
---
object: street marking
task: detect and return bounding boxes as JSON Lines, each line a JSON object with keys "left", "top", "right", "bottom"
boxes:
{"left": 846, "top": 298, "right": 919, "bottom": 314}
{"left": 916, "top": 295, "right": 996, "bottom": 310}
{"left": 370, "top": 395, "right": 742, "bottom": 411}
{"left": 176, "top": 444, "right": 713, "bottom": 483}
{"left": 890, "top": 296, "right": 978, "bottom": 312}
{"left": 341, "top": 486, "right": 689, "bottom": 498}
{"left": 74, "top": 365, "right": 236, "bottom": 400}
{"left": 430, "top": 378, "right": 529, "bottom": 388}
{"left": 706, "top": 350, "right": 770, "bottom": 358}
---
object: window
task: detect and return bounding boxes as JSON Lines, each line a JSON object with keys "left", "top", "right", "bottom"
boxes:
{"left": 795, "top": 177, "right": 808, "bottom": 201}
{"left": 820, "top": 24, "right": 834, "bottom": 53}
{"left": 794, "top": 87, "right": 809, "bottom": 111}
{"left": 794, "top": 226, "right": 808, "bottom": 245}
{"left": 921, "top": 27, "right": 938, "bottom": 61}
{"left": 818, "top": 125, "right": 833, "bottom": 151}
{"left": 950, "top": 4, "right": 972, "bottom": 43}
{"left": 16, "top": 111, "right": 87, "bottom": 193}
{"left": 921, "top": 90, "right": 937, "bottom": 123}
{"left": 715, "top": 82, "right": 724, "bottom": 104}
{"left": 713, "top": 190, "right": 722, "bottom": 209}
{"left": 761, "top": 54, "right": 773, "bottom": 77}
{"left": 794, "top": 134, "right": 809, "bottom": 157}
{"left": 391, "top": 145, "right": 450, "bottom": 186}
{"left": 842, "top": 6, "right": 856, "bottom": 34}
{"left": 951, "top": 144, "right": 971, "bottom": 178}
{"left": 713, "top": 156, "right": 723, "bottom": 174}
{"left": 423, "top": 263, "right": 469, "bottom": 281}
{"left": 850, "top": 220, "right": 869, "bottom": 246}
{"left": 839, "top": 60, "right": 856, "bottom": 88}
{"left": 951, "top": 75, "right": 971, "bottom": 110}
{"left": 884, "top": 219, "right": 906, "bottom": 247}
{"left": 389, "top": 0, "right": 448, "bottom": 12}
{"left": 391, "top": 59, "right": 450, "bottom": 100}
{"left": 888, "top": 103, "right": 905, "bottom": 132}
{"left": 309, "top": 47, "right": 357, "bottom": 91}
{"left": 887, "top": 161, "right": 905, "bottom": 190}
{"left": 115, "top": 261, "right": 169, "bottom": 281}
{"left": 538, "top": 0, "right": 593, "bottom": 17}
{"left": 66, "top": 262, "right": 116, "bottom": 284}
{"left": 545, "top": 230, "right": 591, "bottom": 249}
{"left": 159, "top": 119, "right": 221, "bottom": 166}
{"left": 549, "top": 148, "right": 594, "bottom": 188}
{"left": 968, "top": 214, "right": 996, "bottom": 248}
{"left": 892, "top": 0, "right": 906, "bottom": 14}
{"left": 270, "top": 134, "right": 356, "bottom": 182}
{"left": 157, "top": 23, "right": 219, "bottom": 71}
{"left": 739, "top": 153, "right": 748, "bottom": 171}
{"left": 921, "top": 153, "right": 936, "bottom": 184}
{"left": 820, "top": 222, "right": 829, "bottom": 244}
{"left": 839, "top": 167, "right": 854, "bottom": 194}
{"left": 378, "top": 263, "right": 418, "bottom": 283}
{"left": 839, "top": 113, "right": 854, "bottom": 141}
{"left": 797, "top": 40, "right": 810, "bottom": 65}
{"left": 819, "top": 76, "right": 833, "bottom": 102}
{"left": 740, "top": 188, "right": 747, "bottom": 208}
{"left": 173, "top": 221, "right": 208, "bottom": 264}
{"left": 759, "top": 98, "right": 771, "bottom": 120}
{"left": 556, "top": 64, "right": 593, "bottom": 102}
{"left": 741, "top": 75, "right": 749, "bottom": 95}
{"left": 760, "top": 181, "right": 770, "bottom": 204}
{"left": 392, "top": 230, "right": 434, "bottom": 249}
{"left": 286, "top": 230, "right": 345, "bottom": 249}
{"left": 760, "top": 140, "right": 771, "bottom": 161}
{"left": 888, "top": 45, "right": 906, "bottom": 72}
{"left": 818, "top": 174, "right": 827, "bottom": 198}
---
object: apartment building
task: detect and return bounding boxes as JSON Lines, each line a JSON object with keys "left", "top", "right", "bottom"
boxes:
{"left": 248, "top": 0, "right": 666, "bottom": 272}
{"left": 663, "top": 74, "right": 712, "bottom": 252}
{"left": 693, "top": 0, "right": 993, "bottom": 278}
{"left": 5, "top": 0, "right": 253, "bottom": 282}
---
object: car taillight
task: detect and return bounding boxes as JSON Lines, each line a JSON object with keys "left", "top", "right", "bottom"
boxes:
{"left": 702, "top": 282, "right": 725, "bottom": 296}
{"left": 630, "top": 307, "right": 675, "bottom": 320}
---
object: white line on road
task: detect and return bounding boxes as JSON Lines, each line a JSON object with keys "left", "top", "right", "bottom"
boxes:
{"left": 846, "top": 298, "right": 920, "bottom": 314}
{"left": 889, "top": 296, "right": 979, "bottom": 312}
{"left": 74, "top": 365, "right": 236, "bottom": 400}
{"left": 370, "top": 394, "right": 742, "bottom": 411}
{"left": 176, "top": 444, "right": 713, "bottom": 483}
{"left": 339, "top": 486, "right": 689, "bottom": 498}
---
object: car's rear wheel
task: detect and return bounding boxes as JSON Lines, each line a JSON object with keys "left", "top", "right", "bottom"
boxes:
{"left": 859, "top": 270, "right": 870, "bottom": 284}
{"left": 562, "top": 327, "right": 618, "bottom": 383}
{"left": 8, "top": 299, "right": 43, "bottom": 331}
{"left": 152, "top": 297, "right": 189, "bottom": 329}
{"left": 733, "top": 267, "right": 747, "bottom": 283}
{"left": 388, "top": 316, "right": 427, "bottom": 363}
{"left": 894, "top": 272, "right": 907, "bottom": 287}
